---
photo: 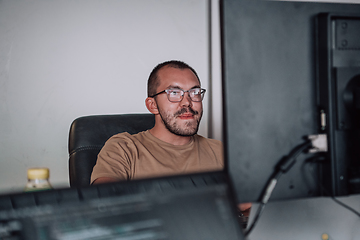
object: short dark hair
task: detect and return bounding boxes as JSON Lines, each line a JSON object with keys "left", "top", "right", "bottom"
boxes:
{"left": 147, "top": 60, "right": 200, "bottom": 97}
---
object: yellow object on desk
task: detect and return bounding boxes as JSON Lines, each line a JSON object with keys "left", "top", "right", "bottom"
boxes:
{"left": 322, "top": 233, "right": 329, "bottom": 240}
{"left": 24, "top": 168, "right": 53, "bottom": 192}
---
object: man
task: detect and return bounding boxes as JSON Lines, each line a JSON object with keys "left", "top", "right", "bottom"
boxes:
{"left": 91, "top": 60, "right": 223, "bottom": 184}
{"left": 90, "top": 60, "right": 251, "bottom": 214}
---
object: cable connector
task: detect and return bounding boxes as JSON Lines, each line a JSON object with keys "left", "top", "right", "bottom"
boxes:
{"left": 307, "top": 134, "right": 327, "bottom": 153}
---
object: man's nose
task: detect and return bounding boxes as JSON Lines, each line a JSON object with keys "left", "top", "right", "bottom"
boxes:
{"left": 180, "top": 92, "right": 192, "bottom": 107}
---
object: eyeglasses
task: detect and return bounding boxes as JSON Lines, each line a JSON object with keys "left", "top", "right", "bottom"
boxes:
{"left": 150, "top": 88, "right": 206, "bottom": 102}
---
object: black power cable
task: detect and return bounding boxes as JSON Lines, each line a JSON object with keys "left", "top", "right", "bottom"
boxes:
{"left": 306, "top": 156, "right": 360, "bottom": 218}
{"left": 330, "top": 196, "right": 360, "bottom": 217}
{"left": 244, "top": 140, "right": 312, "bottom": 237}
{"left": 244, "top": 133, "right": 360, "bottom": 237}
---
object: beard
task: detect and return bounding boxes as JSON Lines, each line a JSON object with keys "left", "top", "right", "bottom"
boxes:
{"left": 158, "top": 106, "right": 203, "bottom": 137}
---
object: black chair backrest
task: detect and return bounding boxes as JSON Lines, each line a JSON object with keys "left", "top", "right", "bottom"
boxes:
{"left": 68, "top": 113, "right": 155, "bottom": 187}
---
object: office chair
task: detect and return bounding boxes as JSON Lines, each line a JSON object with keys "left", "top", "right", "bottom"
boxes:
{"left": 68, "top": 113, "right": 155, "bottom": 187}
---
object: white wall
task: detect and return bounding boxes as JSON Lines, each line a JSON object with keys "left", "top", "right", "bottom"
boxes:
{"left": 209, "top": 0, "right": 223, "bottom": 142}
{"left": 0, "top": 0, "right": 213, "bottom": 192}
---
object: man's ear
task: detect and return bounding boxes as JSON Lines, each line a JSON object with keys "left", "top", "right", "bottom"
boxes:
{"left": 145, "top": 97, "right": 159, "bottom": 115}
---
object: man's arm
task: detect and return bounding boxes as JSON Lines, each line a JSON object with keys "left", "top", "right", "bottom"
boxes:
{"left": 90, "top": 133, "right": 134, "bottom": 184}
{"left": 92, "top": 177, "right": 119, "bottom": 185}
{"left": 238, "top": 202, "right": 252, "bottom": 212}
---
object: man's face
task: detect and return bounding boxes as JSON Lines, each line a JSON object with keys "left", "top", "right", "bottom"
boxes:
{"left": 154, "top": 67, "right": 203, "bottom": 136}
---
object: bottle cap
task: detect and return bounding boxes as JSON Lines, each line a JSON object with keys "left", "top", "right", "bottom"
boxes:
{"left": 27, "top": 168, "right": 49, "bottom": 180}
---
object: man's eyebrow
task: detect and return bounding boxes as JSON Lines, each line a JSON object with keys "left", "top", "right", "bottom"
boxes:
{"left": 166, "top": 85, "right": 201, "bottom": 89}
{"left": 191, "top": 85, "right": 201, "bottom": 89}
{"left": 166, "top": 85, "right": 182, "bottom": 89}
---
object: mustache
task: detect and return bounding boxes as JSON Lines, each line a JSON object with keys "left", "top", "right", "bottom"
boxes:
{"left": 174, "top": 107, "right": 199, "bottom": 117}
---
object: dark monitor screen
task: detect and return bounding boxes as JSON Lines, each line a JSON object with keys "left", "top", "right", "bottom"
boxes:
{"left": 0, "top": 172, "right": 245, "bottom": 240}
{"left": 221, "top": 0, "right": 360, "bottom": 203}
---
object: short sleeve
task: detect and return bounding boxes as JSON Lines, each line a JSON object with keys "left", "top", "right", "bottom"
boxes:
{"left": 90, "top": 133, "right": 134, "bottom": 184}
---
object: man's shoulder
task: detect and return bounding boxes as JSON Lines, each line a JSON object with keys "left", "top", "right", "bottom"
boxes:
{"left": 106, "top": 130, "right": 149, "bottom": 144}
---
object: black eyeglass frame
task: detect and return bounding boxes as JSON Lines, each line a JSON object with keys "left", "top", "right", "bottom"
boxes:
{"left": 150, "top": 88, "right": 206, "bottom": 102}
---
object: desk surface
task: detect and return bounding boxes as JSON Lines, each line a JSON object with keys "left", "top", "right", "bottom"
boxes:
{"left": 247, "top": 194, "right": 360, "bottom": 240}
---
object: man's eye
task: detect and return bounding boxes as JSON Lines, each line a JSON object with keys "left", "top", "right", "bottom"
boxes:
{"left": 169, "top": 90, "right": 181, "bottom": 96}
{"left": 192, "top": 89, "right": 201, "bottom": 95}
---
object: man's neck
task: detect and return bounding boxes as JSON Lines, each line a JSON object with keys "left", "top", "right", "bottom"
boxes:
{"left": 149, "top": 127, "right": 192, "bottom": 146}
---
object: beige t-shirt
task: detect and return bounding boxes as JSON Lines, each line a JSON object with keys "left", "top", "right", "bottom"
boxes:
{"left": 90, "top": 130, "right": 224, "bottom": 183}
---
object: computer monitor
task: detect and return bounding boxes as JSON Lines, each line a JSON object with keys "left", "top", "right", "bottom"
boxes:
{"left": 0, "top": 172, "right": 245, "bottom": 239}
{"left": 221, "top": 0, "right": 360, "bottom": 203}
